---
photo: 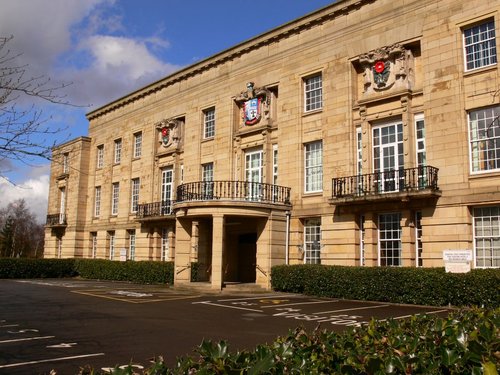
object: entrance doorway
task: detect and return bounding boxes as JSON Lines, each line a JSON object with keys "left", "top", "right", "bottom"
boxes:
{"left": 237, "top": 233, "right": 257, "bottom": 283}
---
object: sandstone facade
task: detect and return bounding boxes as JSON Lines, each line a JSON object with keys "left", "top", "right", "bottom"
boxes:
{"left": 45, "top": 0, "right": 500, "bottom": 289}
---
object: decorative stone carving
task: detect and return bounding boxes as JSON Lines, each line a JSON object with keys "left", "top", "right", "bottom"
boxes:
{"left": 156, "top": 118, "right": 182, "bottom": 148}
{"left": 234, "top": 82, "right": 271, "bottom": 126}
{"left": 359, "top": 43, "right": 414, "bottom": 95}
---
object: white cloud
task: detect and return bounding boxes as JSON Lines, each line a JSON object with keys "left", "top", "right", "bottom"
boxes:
{"left": 0, "top": 174, "right": 50, "bottom": 224}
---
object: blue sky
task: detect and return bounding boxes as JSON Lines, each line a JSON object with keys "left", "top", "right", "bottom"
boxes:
{"left": 0, "top": 0, "right": 335, "bottom": 221}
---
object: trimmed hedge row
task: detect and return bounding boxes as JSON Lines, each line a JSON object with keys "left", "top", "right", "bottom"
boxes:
{"left": 0, "top": 258, "right": 76, "bottom": 279}
{"left": 80, "top": 308, "right": 499, "bottom": 374}
{"left": 0, "top": 258, "right": 174, "bottom": 285}
{"left": 74, "top": 259, "right": 174, "bottom": 284}
{"left": 271, "top": 265, "right": 500, "bottom": 308}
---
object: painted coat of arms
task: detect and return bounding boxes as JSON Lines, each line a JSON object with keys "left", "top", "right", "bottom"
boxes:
{"left": 235, "top": 82, "right": 270, "bottom": 126}
{"left": 359, "top": 43, "right": 414, "bottom": 95}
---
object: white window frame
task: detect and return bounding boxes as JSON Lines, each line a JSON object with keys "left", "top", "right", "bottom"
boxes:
{"left": 463, "top": 19, "right": 497, "bottom": 71}
{"left": 161, "top": 228, "right": 169, "bottom": 261}
{"left": 203, "top": 107, "right": 215, "bottom": 139}
{"left": 415, "top": 211, "right": 423, "bottom": 267}
{"left": 91, "top": 232, "right": 97, "bottom": 259}
{"left": 161, "top": 167, "right": 173, "bottom": 215}
{"left": 378, "top": 213, "right": 402, "bottom": 267}
{"left": 59, "top": 187, "right": 66, "bottom": 224}
{"left": 94, "top": 186, "right": 101, "bottom": 217}
{"left": 111, "top": 182, "right": 119, "bottom": 216}
{"left": 359, "top": 215, "right": 365, "bottom": 266}
{"left": 305, "top": 141, "right": 323, "bottom": 193}
{"left": 97, "top": 145, "right": 104, "bottom": 169}
{"left": 63, "top": 153, "right": 69, "bottom": 174}
{"left": 473, "top": 206, "right": 500, "bottom": 268}
{"left": 133, "top": 132, "right": 142, "bottom": 158}
{"left": 131, "top": 178, "right": 140, "bottom": 213}
{"left": 128, "top": 230, "right": 136, "bottom": 261}
{"left": 114, "top": 139, "right": 122, "bottom": 164}
{"left": 304, "top": 74, "right": 323, "bottom": 112}
{"left": 304, "top": 218, "right": 321, "bottom": 264}
{"left": 108, "top": 231, "right": 115, "bottom": 260}
{"left": 202, "top": 162, "right": 214, "bottom": 198}
{"left": 468, "top": 106, "right": 500, "bottom": 173}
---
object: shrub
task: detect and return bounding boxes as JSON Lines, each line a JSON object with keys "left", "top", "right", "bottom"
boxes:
{"left": 0, "top": 258, "right": 174, "bottom": 285}
{"left": 79, "top": 308, "right": 499, "bottom": 374}
{"left": 0, "top": 258, "right": 76, "bottom": 279}
{"left": 271, "top": 265, "right": 500, "bottom": 308}
{"left": 74, "top": 259, "right": 174, "bottom": 285}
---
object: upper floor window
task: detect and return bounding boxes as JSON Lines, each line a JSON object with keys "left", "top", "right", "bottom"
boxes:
{"left": 97, "top": 145, "right": 104, "bottom": 169}
{"left": 203, "top": 108, "right": 215, "bottom": 139}
{"left": 463, "top": 19, "right": 497, "bottom": 71}
{"left": 131, "top": 178, "right": 140, "bottom": 213}
{"left": 133, "top": 132, "right": 142, "bottom": 158}
{"left": 114, "top": 139, "right": 122, "bottom": 164}
{"left": 94, "top": 186, "right": 101, "bottom": 217}
{"left": 305, "top": 141, "right": 323, "bottom": 193}
{"left": 62, "top": 153, "right": 69, "bottom": 174}
{"left": 202, "top": 162, "right": 214, "bottom": 198}
{"left": 469, "top": 105, "right": 500, "bottom": 173}
{"left": 111, "top": 182, "right": 120, "bottom": 215}
{"left": 304, "top": 74, "right": 323, "bottom": 112}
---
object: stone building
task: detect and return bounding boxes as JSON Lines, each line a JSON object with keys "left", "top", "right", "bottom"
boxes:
{"left": 45, "top": 0, "right": 500, "bottom": 289}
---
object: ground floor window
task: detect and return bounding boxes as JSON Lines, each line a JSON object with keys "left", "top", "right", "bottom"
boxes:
{"left": 128, "top": 230, "right": 136, "bottom": 261}
{"left": 90, "top": 232, "right": 97, "bottom": 259}
{"left": 304, "top": 218, "right": 321, "bottom": 264}
{"left": 473, "top": 206, "right": 500, "bottom": 268}
{"left": 379, "top": 213, "right": 402, "bottom": 266}
{"left": 359, "top": 215, "right": 365, "bottom": 266}
{"left": 108, "top": 231, "right": 115, "bottom": 260}
{"left": 415, "top": 212, "right": 423, "bottom": 267}
{"left": 161, "top": 228, "right": 169, "bottom": 261}
{"left": 57, "top": 237, "right": 62, "bottom": 259}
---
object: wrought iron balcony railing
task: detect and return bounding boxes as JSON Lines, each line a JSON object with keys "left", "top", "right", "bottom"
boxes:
{"left": 136, "top": 201, "right": 173, "bottom": 219}
{"left": 46, "top": 213, "right": 67, "bottom": 226}
{"left": 177, "top": 181, "right": 291, "bottom": 205}
{"left": 332, "top": 166, "right": 439, "bottom": 199}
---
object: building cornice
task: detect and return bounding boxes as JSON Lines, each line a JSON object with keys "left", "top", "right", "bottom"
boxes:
{"left": 86, "top": 0, "right": 374, "bottom": 121}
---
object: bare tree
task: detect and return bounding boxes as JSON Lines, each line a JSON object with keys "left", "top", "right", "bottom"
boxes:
{"left": 0, "top": 35, "right": 76, "bottom": 177}
{"left": 0, "top": 198, "right": 44, "bottom": 258}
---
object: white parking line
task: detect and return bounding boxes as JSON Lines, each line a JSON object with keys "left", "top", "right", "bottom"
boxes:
{"left": 216, "top": 295, "right": 286, "bottom": 302}
{"left": 381, "top": 309, "right": 450, "bottom": 322}
{"left": 313, "top": 304, "right": 390, "bottom": 314}
{"left": 0, "top": 336, "right": 55, "bottom": 344}
{"left": 193, "top": 301, "right": 264, "bottom": 312}
{"left": 261, "top": 300, "right": 339, "bottom": 309}
{"left": 0, "top": 353, "right": 105, "bottom": 369}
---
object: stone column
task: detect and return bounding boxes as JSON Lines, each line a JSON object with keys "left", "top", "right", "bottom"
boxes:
{"left": 211, "top": 214, "right": 225, "bottom": 290}
{"left": 363, "top": 212, "right": 378, "bottom": 266}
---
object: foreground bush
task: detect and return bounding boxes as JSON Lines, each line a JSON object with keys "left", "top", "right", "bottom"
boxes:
{"left": 271, "top": 265, "right": 500, "bottom": 308}
{"left": 76, "top": 308, "right": 499, "bottom": 374}
{"left": 0, "top": 258, "right": 76, "bottom": 278}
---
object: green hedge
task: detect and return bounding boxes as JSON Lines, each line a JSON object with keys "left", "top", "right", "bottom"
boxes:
{"left": 74, "top": 259, "right": 174, "bottom": 285}
{"left": 0, "top": 258, "right": 174, "bottom": 285}
{"left": 79, "top": 308, "right": 499, "bottom": 374}
{"left": 0, "top": 258, "right": 76, "bottom": 279}
{"left": 271, "top": 265, "right": 500, "bottom": 308}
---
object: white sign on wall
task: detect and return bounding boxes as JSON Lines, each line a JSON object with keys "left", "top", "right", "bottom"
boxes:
{"left": 443, "top": 250, "right": 472, "bottom": 273}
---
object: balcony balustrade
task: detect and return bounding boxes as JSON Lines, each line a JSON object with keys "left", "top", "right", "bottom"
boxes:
{"left": 176, "top": 181, "right": 291, "bottom": 205}
{"left": 136, "top": 201, "right": 173, "bottom": 219}
{"left": 46, "top": 213, "right": 67, "bottom": 226}
{"left": 331, "top": 166, "right": 440, "bottom": 203}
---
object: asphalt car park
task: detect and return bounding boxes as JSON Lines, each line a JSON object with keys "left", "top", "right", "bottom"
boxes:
{"left": 0, "top": 279, "right": 452, "bottom": 374}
